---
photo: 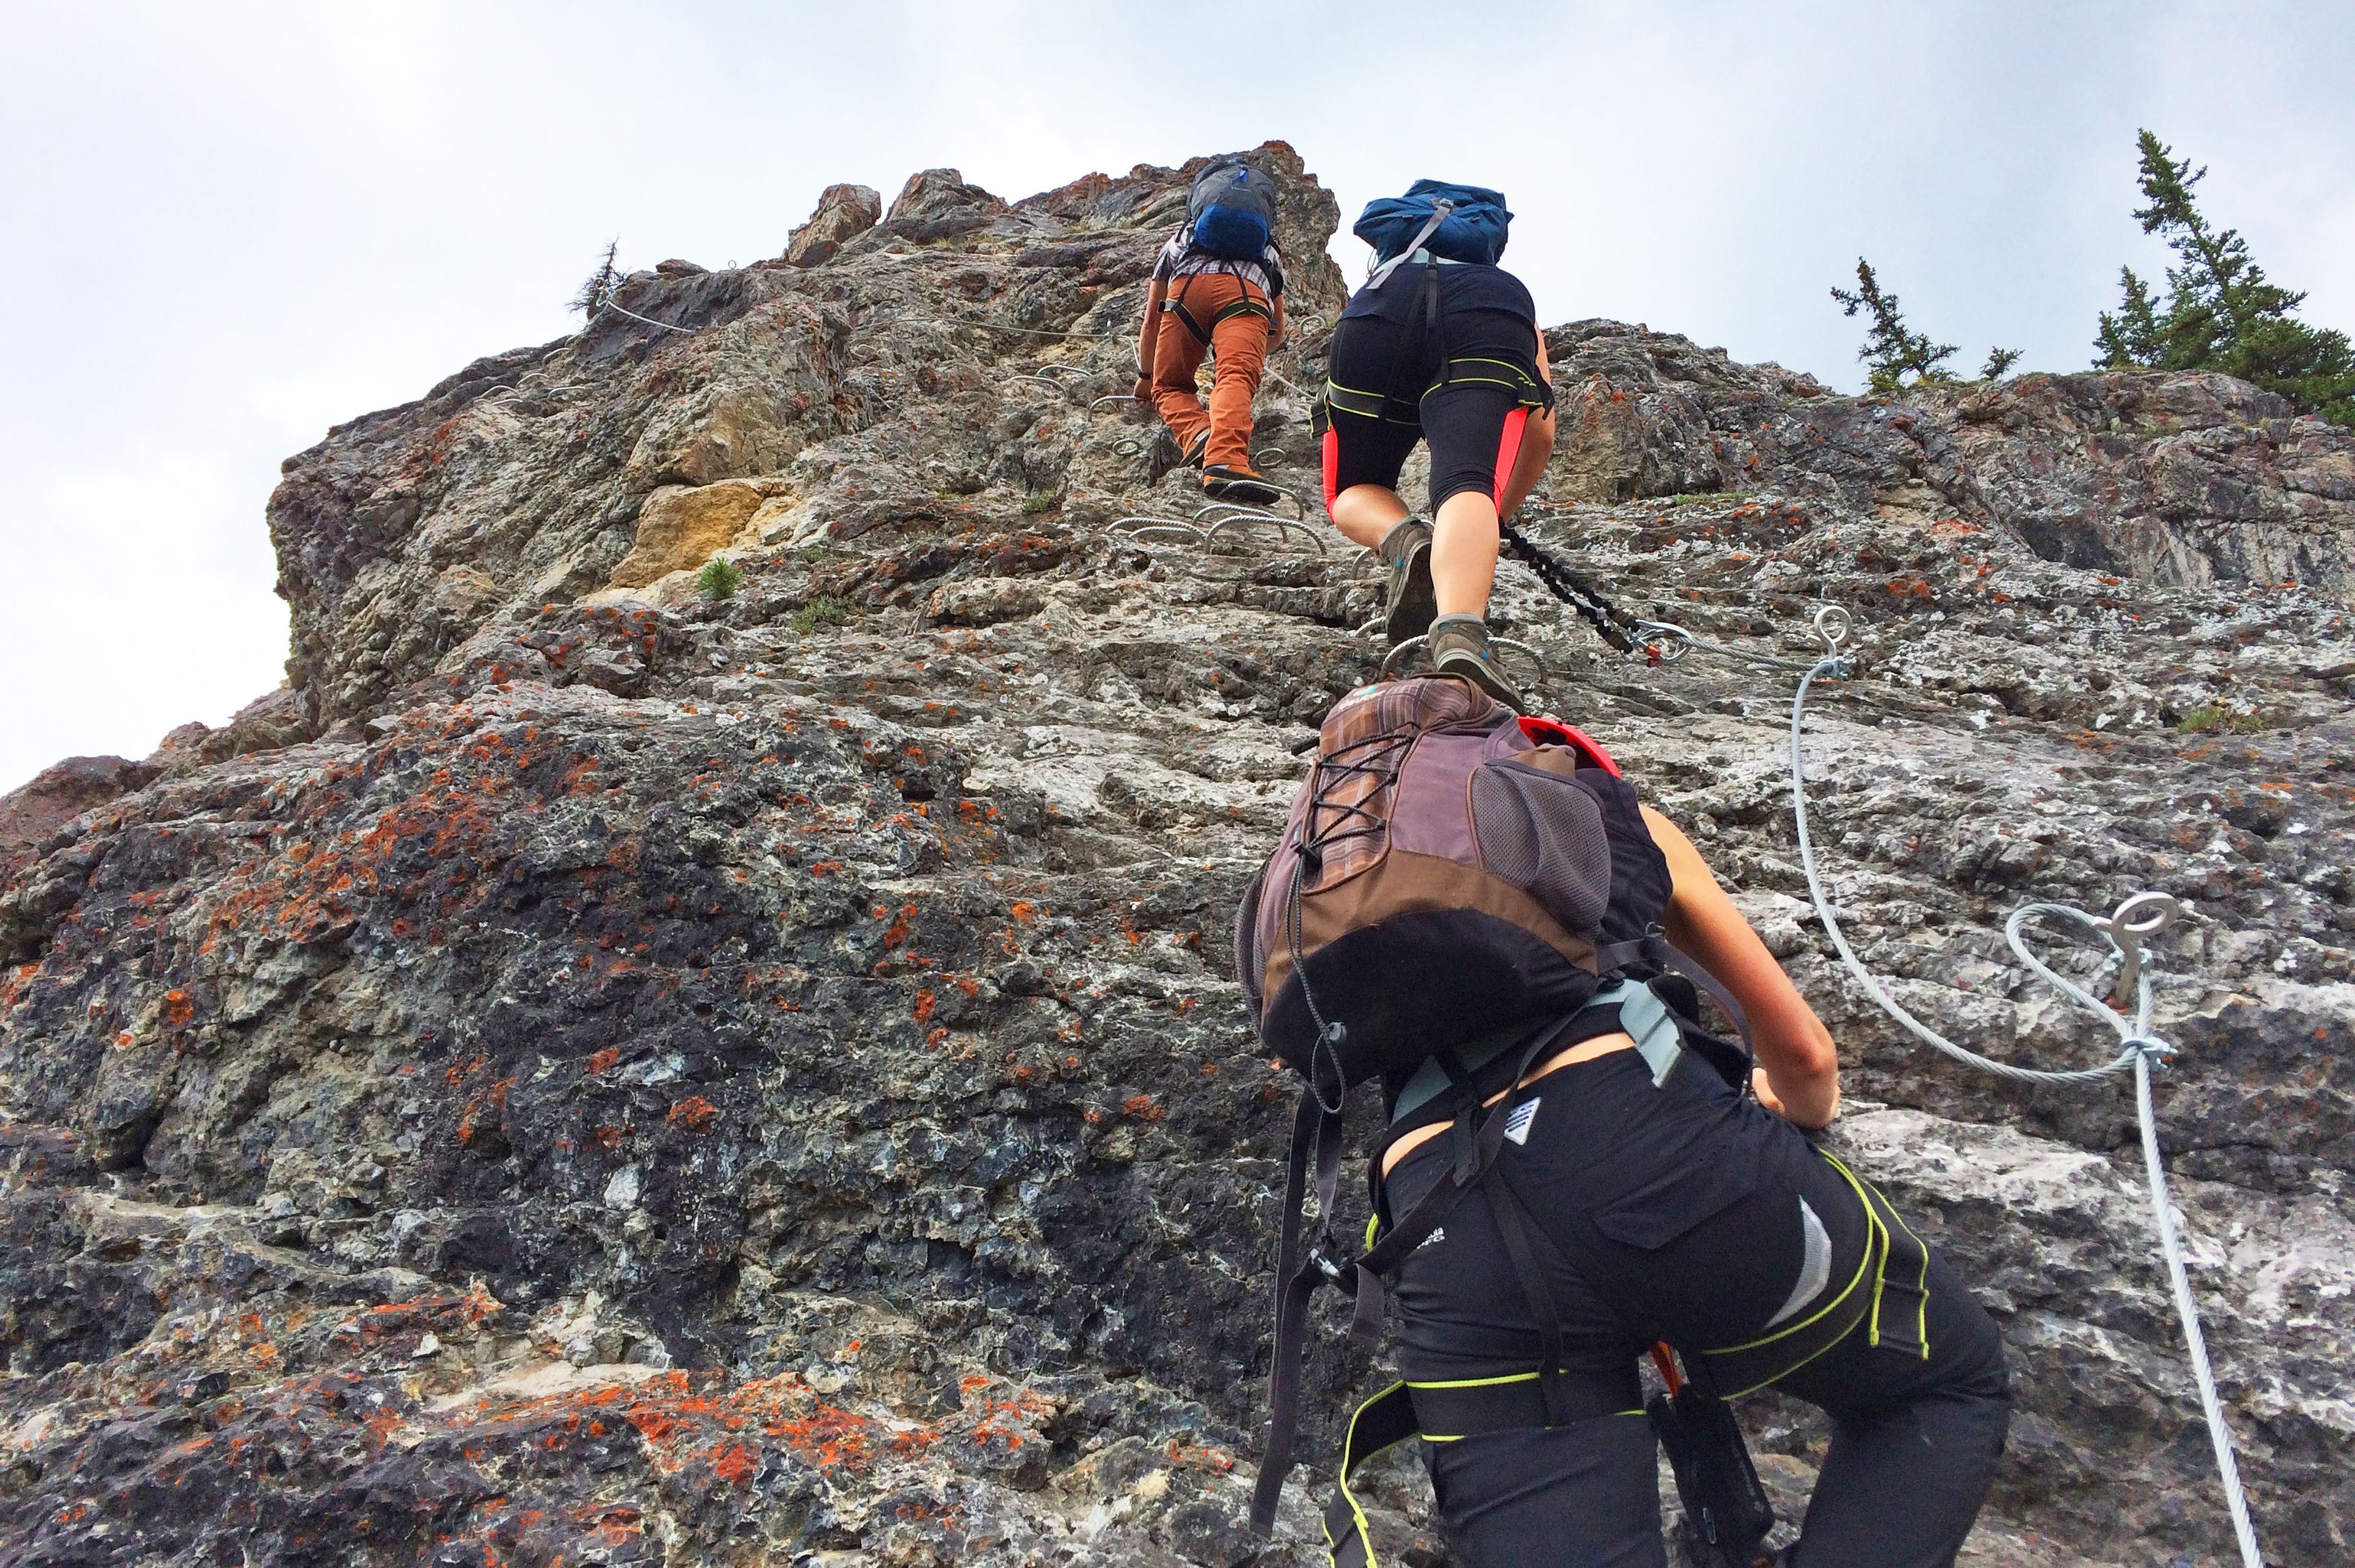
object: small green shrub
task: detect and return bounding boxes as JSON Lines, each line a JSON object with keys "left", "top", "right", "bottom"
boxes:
{"left": 1022, "top": 490, "right": 1058, "bottom": 515}
{"left": 2177, "top": 704, "right": 2268, "bottom": 734}
{"left": 696, "top": 557, "right": 744, "bottom": 600}
{"left": 789, "top": 595, "right": 851, "bottom": 634}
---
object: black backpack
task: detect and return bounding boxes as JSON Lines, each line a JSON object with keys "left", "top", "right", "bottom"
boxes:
{"left": 1188, "top": 159, "right": 1277, "bottom": 260}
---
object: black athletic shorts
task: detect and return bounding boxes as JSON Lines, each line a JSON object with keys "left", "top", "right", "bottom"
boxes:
{"left": 1382, "top": 1046, "right": 2011, "bottom": 1568}
{"left": 1320, "top": 305, "right": 1552, "bottom": 512}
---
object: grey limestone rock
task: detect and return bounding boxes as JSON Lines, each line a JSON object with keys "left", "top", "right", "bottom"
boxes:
{"left": 1, "top": 144, "right": 2350, "bottom": 1565}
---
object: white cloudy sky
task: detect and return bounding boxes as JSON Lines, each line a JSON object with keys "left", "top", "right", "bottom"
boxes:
{"left": 3, "top": 1, "right": 2350, "bottom": 791}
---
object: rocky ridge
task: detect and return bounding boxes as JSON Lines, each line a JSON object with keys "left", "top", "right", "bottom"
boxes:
{"left": 2, "top": 144, "right": 2352, "bottom": 1565}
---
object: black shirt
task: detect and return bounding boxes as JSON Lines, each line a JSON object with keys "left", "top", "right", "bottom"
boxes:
{"left": 1340, "top": 259, "right": 1536, "bottom": 327}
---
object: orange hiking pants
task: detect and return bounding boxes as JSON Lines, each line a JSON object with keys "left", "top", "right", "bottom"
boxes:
{"left": 1150, "top": 272, "right": 1271, "bottom": 470}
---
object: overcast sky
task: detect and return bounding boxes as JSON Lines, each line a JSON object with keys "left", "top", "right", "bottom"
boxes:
{"left": 3, "top": 1, "right": 2350, "bottom": 791}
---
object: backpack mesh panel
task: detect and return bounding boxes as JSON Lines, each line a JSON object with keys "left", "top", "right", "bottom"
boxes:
{"left": 1469, "top": 761, "right": 1615, "bottom": 936}
{"left": 1572, "top": 770, "right": 1672, "bottom": 945}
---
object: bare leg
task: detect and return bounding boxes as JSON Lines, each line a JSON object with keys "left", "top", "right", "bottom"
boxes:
{"left": 1330, "top": 483, "right": 1409, "bottom": 550}
{"left": 1431, "top": 490, "right": 1499, "bottom": 618}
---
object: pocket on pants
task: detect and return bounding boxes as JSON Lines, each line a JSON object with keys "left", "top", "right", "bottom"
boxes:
{"left": 1584, "top": 1113, "right": 1763, "bottom": 1251}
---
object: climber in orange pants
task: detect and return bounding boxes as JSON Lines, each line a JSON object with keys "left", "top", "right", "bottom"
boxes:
{"left": 1133, "top": 232, "right": 1288, "bottom": 504}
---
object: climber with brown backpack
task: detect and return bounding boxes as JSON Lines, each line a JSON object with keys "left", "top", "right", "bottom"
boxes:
{"left": 1133, "top": 157, "right": 1289, "bottom": 504}
{"left": 1236, "top": 675, "right": 2012, "bottom": 1567}
{"left": 1317, "top": 182, "right": 1559, "bottom": 713}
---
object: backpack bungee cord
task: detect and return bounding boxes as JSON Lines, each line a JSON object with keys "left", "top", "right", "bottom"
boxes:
{"left": 1789, "top": 608, "right": 2265, "bottom": 1568}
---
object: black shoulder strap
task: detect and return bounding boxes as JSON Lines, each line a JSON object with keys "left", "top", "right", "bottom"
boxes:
{"left": 1250, "top": 1087, "right": 1347, "bottom": 1534}
{"left": 1249, "top": 1017, "right": 1571, "bottom": 1537}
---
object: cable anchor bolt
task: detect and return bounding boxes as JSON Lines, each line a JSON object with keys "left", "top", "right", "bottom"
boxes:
{"left": 2106, "top": 890, "right": 2181, "bottom": 1008}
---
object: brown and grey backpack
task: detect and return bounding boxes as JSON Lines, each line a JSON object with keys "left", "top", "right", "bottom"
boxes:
{"left": 1236, "top": 675, "right": 1757, "bottom": 1544}
{"left": 1236, "top": 674, "right": 1679, "bottom": 1098}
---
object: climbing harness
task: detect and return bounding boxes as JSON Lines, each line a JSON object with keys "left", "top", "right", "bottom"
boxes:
{"left": 1487, "top": 519, "right": 1833, "bottom": 676}
{"left": 1162, "top": 273, "right": 1276, "bottom": 347}
{"left": 1789, "top": 607, "right": 2266, "bottom": 1568}
{"left": 1497, "top": 520, "right": 1662, "bottom": 662}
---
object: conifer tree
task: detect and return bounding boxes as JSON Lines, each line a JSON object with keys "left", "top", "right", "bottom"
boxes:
{"left": 2096, "top": 131, "right": 2354, "bottom": 426}
{"left": 571, "top": 239, "right": 623, "bottom": 320}
{"left": 1830, "top": 261, "right": 2019, "bottom": 390}
{"left": 1831, "top": 260, "right": 1957, "bottom": 391}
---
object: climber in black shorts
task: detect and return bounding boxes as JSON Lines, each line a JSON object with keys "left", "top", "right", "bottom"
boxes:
{"left": 1322, "top": 182, "right": 1558, "bottom": 710}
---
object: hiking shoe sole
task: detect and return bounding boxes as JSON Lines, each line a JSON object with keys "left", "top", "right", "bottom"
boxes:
{"left": 1433, "top": 644, "right": 1527, "bottom": 713}
{"left": 1383, "top": 535, "right": 1437, "bottom": 645}
{"left": 1203, "top": 470, "right": 1284, "bottom": 505}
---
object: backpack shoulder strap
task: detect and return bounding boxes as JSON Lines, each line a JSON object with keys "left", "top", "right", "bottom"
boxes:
{"left": 1364, "top": 199, "right": 1454, "bottom": 290}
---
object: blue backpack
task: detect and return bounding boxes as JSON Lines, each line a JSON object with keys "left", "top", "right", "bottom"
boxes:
{"left": 1354, "top": 180, "right": 1512, "bottom": 282}
{"left": 1189, "top": 159, "right": 1278, "bottom": 260}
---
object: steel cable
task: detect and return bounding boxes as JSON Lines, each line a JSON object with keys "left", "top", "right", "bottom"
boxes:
{"left": 1789, "top": 652, "right": 2264, "bottom": 1567}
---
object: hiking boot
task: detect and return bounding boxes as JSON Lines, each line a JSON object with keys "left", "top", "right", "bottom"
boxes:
{"left": 1146, "top": 429, "right": 1210, "bottom": 485}
{"left": 1203, "top": 463, "right": 1283, "bottom": 504}
{"left": 1376, "top": 517, "right": 1436, "bottom": 644}
{"left": 1427, "top": 613, "right": 1525, "bottom": 712}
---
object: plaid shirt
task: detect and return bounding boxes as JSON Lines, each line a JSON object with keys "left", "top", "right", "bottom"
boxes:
{"left": 1152, "top": 226, "right": 1284, "bottom": 299}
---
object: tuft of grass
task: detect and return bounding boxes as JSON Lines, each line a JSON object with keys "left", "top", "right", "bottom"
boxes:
{"left": 789, "top": 595, "right": 851, "bottom": 634}
{"left": 2176, "top": 704, "right": 2268, "bottom": 734}
{"left": 1022, "top": 490, "right": 1058, "bottom": 516}
{"left": 696, "top": 557, "right": 744, "bottom": 600}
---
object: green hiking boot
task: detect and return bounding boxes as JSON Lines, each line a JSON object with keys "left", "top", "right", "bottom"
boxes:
{"left": 1202, "top": 463, "right": 1283, "bottom": 505}
{"left": 1377, "top": 517, "right": 1436, "bottom": 644}
{"left": 1427, "top": 613, "right": 1525, "bottom": 713}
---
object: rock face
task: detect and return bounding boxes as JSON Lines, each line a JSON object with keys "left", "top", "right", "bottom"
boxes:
{"left": 3, "top": 145, "right": 2351, "bottom": 1566}
{"left": 784, "top": 182, "right": 882, "bottom": 267}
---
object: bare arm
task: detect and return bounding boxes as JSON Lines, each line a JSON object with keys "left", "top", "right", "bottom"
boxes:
{"left": 1498, "top": 324, "right": 1556, "bottom": 520}
{"left": 1268, "top": 292, "right": 1286, "bottom": 350}
{"left": 1640, "top": 805, "right": 1841, "bottom": 1129}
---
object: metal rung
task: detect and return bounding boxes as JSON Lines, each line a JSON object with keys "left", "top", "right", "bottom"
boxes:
{"left": 1108, "top": 517, "right": 1207, "bottom": 545}
{"left": 1203, "top": 514, "right": 1328, "bottom": 553}
{"left": 1381, "top": 634, "right": 1550, "bottom": 687}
